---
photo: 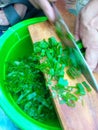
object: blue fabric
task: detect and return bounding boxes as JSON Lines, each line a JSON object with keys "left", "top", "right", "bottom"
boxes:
{"left": 0, "top": 30, "right": 3, "bottom": 36}
{"left": 3, "top": 5, "right": 21, "bottom": 26}
{"left": 0, "top": 0, "right": 45, "bottom": 31}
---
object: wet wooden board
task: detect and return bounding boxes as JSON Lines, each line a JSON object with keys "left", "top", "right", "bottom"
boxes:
{"left": 28, "top": 21, "right": 98, "bottom": 130}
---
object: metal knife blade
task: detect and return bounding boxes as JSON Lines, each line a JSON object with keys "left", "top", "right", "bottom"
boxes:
{"left": 52, "top": 3, "right": 98, "bottom": 91}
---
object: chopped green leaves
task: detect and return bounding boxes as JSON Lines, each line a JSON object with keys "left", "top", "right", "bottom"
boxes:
{"left": 57, "top": 77, "right": 68, "bottom": 88}
{"left": 75, "top": 83, "right": 86, "bottom": 96}
{"left": 5, "top": 56, "right": 57, "bottom": 122}
{"left": 5, "top": 35, "right": 92, "bottom": 122}
{"left": 66, "top": 67, "right": 81, "bottom": 79}
{"left": 33, "top": 37, "right": 92, "bottom": 107}
{"left": 61, "top": 92, "right": 78, "bottom": 107}
{"left": 82, "top": 81, "right": 92, "bottom": 92}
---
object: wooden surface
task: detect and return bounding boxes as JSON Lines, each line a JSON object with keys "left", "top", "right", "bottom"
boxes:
{"left": 28, "top": 1, "right": 98, "bottom": 129}
{"left": 28, "top": 21, "right": 98, "bottom": 130}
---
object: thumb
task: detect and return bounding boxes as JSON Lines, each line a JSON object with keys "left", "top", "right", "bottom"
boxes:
{"left": 29, "top": 0, "right": 57, "bottom": 22}
{"left": 85, "top": 47, "right": 98, "bottom": 71}
{"left": 74, "top": 15, "right": 80, "bottom": 41}
{"left": 39, "top": 0, "right": 57, "bottom": 22}
{"left": 91, "top": 15, "right": 98, "bottom": 30}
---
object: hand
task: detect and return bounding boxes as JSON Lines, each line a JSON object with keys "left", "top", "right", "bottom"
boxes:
{"left": 75, "top": 0, "right": 98, "bottom": 72}
{"left": 29, "top": 0, "right": 57, "bottom": 22}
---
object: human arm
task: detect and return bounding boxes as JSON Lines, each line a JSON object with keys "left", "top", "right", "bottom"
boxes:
{"left": 75, "top": 0, "right": 98, "bottom": 72}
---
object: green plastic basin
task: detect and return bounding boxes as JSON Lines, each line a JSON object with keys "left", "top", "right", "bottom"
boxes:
{"left": 0, "top": 17, "right": 61, "bottom": 130}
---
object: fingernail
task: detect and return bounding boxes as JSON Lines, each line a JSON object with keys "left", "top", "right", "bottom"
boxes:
{"left": 75, "top": 35, "right": 79, "bottom": 41}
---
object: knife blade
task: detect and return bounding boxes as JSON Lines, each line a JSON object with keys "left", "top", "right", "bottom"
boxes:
{"left": 52, "top": 3, "right": 98, "bottom": 91}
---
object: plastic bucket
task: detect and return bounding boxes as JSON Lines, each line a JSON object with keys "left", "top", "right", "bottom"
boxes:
{"left": 0, "top": 17, "right": 61, "bottom": 130}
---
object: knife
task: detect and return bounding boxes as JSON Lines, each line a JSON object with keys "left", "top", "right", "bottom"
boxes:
{"left": 52, "top": 3, "right": 98, "bottom": 91}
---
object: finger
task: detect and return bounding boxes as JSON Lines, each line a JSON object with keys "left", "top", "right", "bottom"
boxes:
{"left": 29, "top": 0, "right": 57, "bottom": 8}
{"left": 29, "top": 0, "right": 40, "bottom": 9}
{"left": 74, "top": 14, "right": 80, "bottom": 41}
{"left": 49, "top": 0, "right": 57, "bottom": 2}
{"left": 93, "top": 66, "right": 98, "bottom": 72}
{"left": 91, "top": 15, "right": 98, "bottom": 30}
{"left": 85, "top": 47, "right": 98, "bottom": 71}
{"left": 38, "top": 0, "right": 56, "bottom": 22}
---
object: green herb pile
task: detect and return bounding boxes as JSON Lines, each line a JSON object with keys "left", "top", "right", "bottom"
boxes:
{"left": 32, "top": 37, "right": 92, "bottom": 107}
{"left": 6, "top": 57, "right": 57, "bottom": 122}
{"left": 5, "top": 36, "right": 92, "bottom": 121}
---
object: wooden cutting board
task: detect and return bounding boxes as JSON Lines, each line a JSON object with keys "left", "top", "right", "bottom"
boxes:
{"left": 28, "top": 21, "right": 98, "bottom": 130}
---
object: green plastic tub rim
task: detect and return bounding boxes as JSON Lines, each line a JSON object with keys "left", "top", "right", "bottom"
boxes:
{"left": 0, "top": 17, "right": 61, "bottom": 130}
